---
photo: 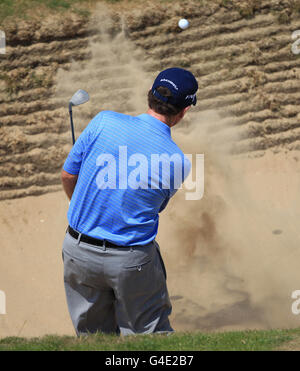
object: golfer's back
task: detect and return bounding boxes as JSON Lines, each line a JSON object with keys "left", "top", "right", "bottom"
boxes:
{"left": 63, "top": 110, "right": 190, "bottom": 246}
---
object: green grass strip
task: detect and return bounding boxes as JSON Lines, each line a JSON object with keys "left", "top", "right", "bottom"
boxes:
{"left": 1, "top": 328, "right": 300, "bottom": 351}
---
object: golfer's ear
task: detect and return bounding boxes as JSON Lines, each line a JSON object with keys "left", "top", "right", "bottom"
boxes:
{"left": 180, "top": 106, "right": 191, "bottom": 119}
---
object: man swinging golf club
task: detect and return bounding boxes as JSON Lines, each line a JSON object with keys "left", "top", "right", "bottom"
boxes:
{"left": 61, "top": 67, "right": 198, "bottom": 336}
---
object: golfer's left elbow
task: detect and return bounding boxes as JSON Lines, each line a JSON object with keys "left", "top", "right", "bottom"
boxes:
{"left": 61, "top": 169, "right": 78, "bottom": 183}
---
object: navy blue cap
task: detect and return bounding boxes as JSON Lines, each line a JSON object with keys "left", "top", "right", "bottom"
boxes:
{"left": 151, "top": 67, "right": 198, "bottom": 109}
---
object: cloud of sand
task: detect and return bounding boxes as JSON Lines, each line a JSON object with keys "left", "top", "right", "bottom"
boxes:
{"left": 163, "top": 114, "right": 300, "bottom": 331}
{"left": 55, "top": 6, "right": 152, "bottom": 134}
{"left": 55, "top": 6, "right": 300, "bottom": 331}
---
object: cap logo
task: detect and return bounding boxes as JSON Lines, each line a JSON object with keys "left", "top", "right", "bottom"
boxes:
{"left": 185, "top": 93, "right": 196, "bottom": 101}
{"left": 160, "top": 78, "right": 178, "bottom": 90}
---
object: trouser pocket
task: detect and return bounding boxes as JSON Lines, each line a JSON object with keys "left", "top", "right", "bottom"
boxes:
{"left": 63, "top": 234, "right": 88, "bottom": 285}
{"left": 124, "top": 259, "right": 152, "bottom": 272}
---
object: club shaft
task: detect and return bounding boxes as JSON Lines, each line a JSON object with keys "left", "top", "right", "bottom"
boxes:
{"left": 69, "top": 105, "right": 75, "bottom": 145}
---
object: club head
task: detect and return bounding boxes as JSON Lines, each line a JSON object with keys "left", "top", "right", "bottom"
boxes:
{"left": 69, "top": 89, "right": 89, "bottom": 107}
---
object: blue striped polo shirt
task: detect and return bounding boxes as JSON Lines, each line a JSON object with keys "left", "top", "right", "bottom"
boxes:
{"left": 63, "top": 111, "right": 191, "bottom": 246}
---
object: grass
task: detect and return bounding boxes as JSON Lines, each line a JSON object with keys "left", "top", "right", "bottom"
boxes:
{"left": 0, "top": 0, "right": 102, "bottom": 23}
{"left": 0, "top": 328, "right": 300, "bottom": 351}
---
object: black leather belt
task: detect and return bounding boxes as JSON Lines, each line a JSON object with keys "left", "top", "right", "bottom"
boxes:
{"left": 68, "top": 226, "right": 121, "bottom": 248}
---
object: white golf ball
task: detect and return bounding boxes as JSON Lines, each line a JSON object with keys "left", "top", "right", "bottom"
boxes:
{"left": 178, "top": 18, "right": 189, "bottom": 30}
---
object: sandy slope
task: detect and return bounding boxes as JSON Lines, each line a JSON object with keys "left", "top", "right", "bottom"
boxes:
{"left": 0, "top": 191, "right": 74, "bottom": 337}
{"left": 1, "top": 0, "right": 300, "bottom": 200}
{"left": 1, "top": 150, "right": 300, "bottom": 337}
{"left": 1, "top": 1, "right": 300, "bottom": 338}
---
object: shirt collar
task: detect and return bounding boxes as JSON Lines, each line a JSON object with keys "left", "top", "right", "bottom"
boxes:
{"left": 137, "top": 113, "right": 171, "bottom": 137}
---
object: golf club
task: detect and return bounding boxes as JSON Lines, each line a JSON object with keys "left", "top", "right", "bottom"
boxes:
{"left": 68, "top": 89, "right": 90, "bottom": 145}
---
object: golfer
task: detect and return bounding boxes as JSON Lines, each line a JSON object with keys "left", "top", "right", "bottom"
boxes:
{"left": 61, "top": 67, "right": 198, "bottom": 336}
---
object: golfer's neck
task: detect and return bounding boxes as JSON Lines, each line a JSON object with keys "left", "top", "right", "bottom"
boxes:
{"left": 147, "top": 109, "right": 175, "bottom": 128}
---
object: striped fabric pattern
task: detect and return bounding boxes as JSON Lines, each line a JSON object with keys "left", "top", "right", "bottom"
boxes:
{"left": 63, "top": 111, "right": 190, "bottom": 246}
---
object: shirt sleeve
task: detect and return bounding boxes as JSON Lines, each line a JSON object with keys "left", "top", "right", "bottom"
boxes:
{"left": 63, "top": 112, "right": 104, "bottom": 175}
{"left": 159, "top": 154, "right": 191, "bottom": 212}
{"left": 169, "top": 153, "right": 191, "bottom": 198}
{"left": 182, "top": 154, "right": 192, "bottom": 182}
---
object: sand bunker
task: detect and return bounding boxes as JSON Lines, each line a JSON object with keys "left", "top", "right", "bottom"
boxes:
{"left": 1, "top": 2, "right": 300, "bottom": 337}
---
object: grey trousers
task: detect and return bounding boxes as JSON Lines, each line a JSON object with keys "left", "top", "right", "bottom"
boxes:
{"left": 62, "top": 230, "right": 173, "bottom": 336}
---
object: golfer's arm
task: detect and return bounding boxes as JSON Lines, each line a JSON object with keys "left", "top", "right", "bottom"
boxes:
{"left": 61, "top": 169, "right": 78, "bottom": 200}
